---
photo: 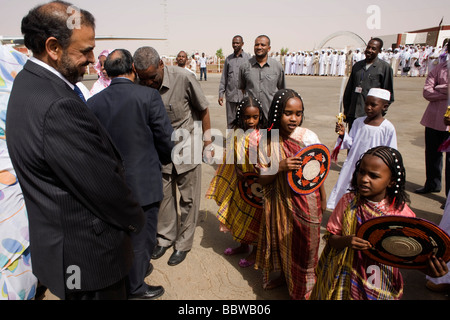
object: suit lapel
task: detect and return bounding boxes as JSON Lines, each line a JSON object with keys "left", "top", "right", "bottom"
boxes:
{"left": 25, "top": 61, "right": 125, "bottom": 165}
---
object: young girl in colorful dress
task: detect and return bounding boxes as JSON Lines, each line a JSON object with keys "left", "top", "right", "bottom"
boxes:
{"left": 310, "top": 146, "right": 448, "bottom": 300}
{"left": 255, "top": 88, "right": 327, "bottom": 300}
{"left": 206, "top": 96, "right": 266, "bottom": 267}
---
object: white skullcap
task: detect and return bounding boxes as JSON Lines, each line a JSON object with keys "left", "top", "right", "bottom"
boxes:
{"left": 367, "top": 88, "right": 391, "bottom": 101}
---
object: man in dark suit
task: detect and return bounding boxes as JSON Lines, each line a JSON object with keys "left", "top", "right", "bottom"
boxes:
{"left": 343, "top": 38, "right": 394, "bottom": 131}
{"left": 6, "top": 1, "right": 145, "bottom": 300}
{"left": 87, "top": 49, "right": 174, "bottom": 300}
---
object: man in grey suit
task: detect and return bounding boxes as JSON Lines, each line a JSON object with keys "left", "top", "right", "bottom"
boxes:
{"left": 88, "top": 49, "right": 174, "bottom": 300}
{"left": 218, "top": 35, "right": 250, "bottom": 128}
{"left": 6, "top": 1, "right": 144, "bottom": 300}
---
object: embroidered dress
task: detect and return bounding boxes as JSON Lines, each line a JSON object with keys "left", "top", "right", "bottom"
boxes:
{"left": 255, "top": 127, "right": 323, "bottom": 300}
{"left": 0, "top": 45, "right": 37, "bottom": 300}
{"left": 206, "top": 130, "right": 262, "bottom": 245}
{"left": 310, "top": 192, "right": 415, "bottom": 300}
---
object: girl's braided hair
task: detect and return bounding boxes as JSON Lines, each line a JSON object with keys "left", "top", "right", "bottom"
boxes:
{"left": 267, "top": 88, "right": 304, "bottom": 132}
{"left": 231, "top": 95, "right": 267, "bottom": 130}
{"left": 350, "top": 146, "right": 410, "bottom": 210}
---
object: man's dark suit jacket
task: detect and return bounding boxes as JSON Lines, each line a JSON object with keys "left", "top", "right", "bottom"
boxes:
{"left": 343, "top": 57, "right": 394, "bottom": 120}
{"left": 87, "top": 77, "right": 174, "bottom": 206}
{"left": 6, "top": 61, "right": 145, "bottom": 299}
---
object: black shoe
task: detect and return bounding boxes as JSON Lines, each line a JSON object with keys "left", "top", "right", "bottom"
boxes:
{"left": 129, "top": 285, "right": 164, "bottom": 300}
{"left": 168, "top": 250, "right": 189, "bottom": 266}
{"left": 414, "top": 186, "right": 441, "bottom": 194}
{"left": 152, "top": 245, "right": 170, "bottom": 259}
{"left": 145, "top": 263, "right": 154, "bottom": 277}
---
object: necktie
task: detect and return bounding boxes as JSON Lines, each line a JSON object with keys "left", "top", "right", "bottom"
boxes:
{"left": 73, "top": 84, "right": 87, "bottom": 104}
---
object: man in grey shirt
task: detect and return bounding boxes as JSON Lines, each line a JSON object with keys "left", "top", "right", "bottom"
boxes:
{"left": 239, "top": 35, "right": 285, "bottom": 118}
{"left": 218, "top": 35, "right": 250, "bottom": 128}
{"left": 133, "top": 46, "right": 213, "bottom": 267}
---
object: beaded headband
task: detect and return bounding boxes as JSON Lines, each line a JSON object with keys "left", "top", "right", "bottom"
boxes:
{"left": 268, "top": 89, "right": 303, "bottom": 131}
{"left": 271, "top": 90, "right": 286, "bottom": 124}
{"left": 235, "top": 97, "right": 263, "bottom": 122}
{"left": 391, "top": 150, "right": 403, "bottom": 194}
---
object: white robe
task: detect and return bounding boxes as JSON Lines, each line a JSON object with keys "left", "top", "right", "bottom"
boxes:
{"left": 296, "top": 54, "right": 304, "bottom": 75}
{"left": 290, "top": 54, "right": 297, "bottom": 74}
{"left": 284, "top": 55, "right": 291, "bottom": 74}
{"left": 410, "top": 51, "right": 420, "bottom": 77}
{"left": 326, "top": 117, "right": 398, "bottom": 210}
{"left": 319, "top": 53, "right": 326, "bottom": 75}
{"left": 330, "top": 54, "right": 338, "bottom": 76}
{"left": 305, "top": 55, "right": 313, "bottom": 75}
{"left": 400, "top": 50, "right": 411, "bottom": 76}
{"left": 418, "top": 50, "right": 428, "bottom": 76}
{"left": 325, "top": 54, "right": 331, "bottom": 75}
{"left": 337, "top": 54, "right": 346, "bottom": 76}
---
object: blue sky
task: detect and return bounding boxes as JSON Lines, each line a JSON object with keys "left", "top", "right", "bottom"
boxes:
{"left": 1, "top": 0, "right": 448, "bottom": 57}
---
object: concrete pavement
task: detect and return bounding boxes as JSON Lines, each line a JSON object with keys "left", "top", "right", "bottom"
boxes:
{"left": 43, "top": 72, "right": 449, "bottom": 301}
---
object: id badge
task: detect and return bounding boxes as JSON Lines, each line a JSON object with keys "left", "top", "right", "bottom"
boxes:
{"left": 355, "top": 86, "right": 362, "bottom": 94}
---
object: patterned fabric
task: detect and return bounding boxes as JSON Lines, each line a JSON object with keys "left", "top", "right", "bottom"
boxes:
{"left": 206, "top": 130, "right": 262, "bottom": 245}
{"left": 310, "top": 193, "right": 415, "bottom": 300}
{"left": 0, "top": 45, "right": 37, "bottom": 300}
{"left": 255, "top": 127, "right": 323, "bottom": 300}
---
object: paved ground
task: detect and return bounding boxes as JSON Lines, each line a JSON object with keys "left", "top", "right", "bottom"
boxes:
{"left": 43, "top": 72, "right": 449, "bottom": 301}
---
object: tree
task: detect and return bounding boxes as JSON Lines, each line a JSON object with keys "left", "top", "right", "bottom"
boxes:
{"left": 280, "top": 47, "right": 289, "bottom": 56}
{"left": 216, "top": 48, "right": 224, "bottom": 59}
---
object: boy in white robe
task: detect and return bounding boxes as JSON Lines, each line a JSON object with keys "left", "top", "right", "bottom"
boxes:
{"left": 327, "top": 88, "right": 398, "bottom": 209}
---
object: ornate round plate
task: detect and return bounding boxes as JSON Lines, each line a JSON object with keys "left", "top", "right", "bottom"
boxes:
{"left": 287, "top": 144, "right": 331, "bottom": 195}
{"left": 356, "top": 216, "right": 450, "bottom": 269}
{"left": 238, "top": 172, "right": 263, "bottom": 209}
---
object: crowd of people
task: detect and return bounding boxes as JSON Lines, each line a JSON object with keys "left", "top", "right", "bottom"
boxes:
{"left": 274, "top": 44, "right": 447, "bottom": 78}
{"left": 1, "top": 0, "right": 449, "bottom": 301}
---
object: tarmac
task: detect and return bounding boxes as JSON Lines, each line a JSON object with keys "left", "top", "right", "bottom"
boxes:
{"left": 42, "top": 72, "right": 449, "bottom": 301}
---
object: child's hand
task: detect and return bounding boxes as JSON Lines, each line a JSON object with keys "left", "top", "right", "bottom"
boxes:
{"left": 347, "top": 235, "right": 372, "bottom": 250}
{"left": 329, "top": 234, "right": 372, "bottom": 251}
{"left": 335, "top": 122, "right": 345, "bottom": 136}
{"left": 279, "top": 157, "right": 302, "bottom": 172}
{"left": 421, "top": 255, "right": 449, "bottom": 278}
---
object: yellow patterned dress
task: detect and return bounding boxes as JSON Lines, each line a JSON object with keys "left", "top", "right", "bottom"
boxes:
{"left": 206, "top": 129, "right": 262, "bottom": 245}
